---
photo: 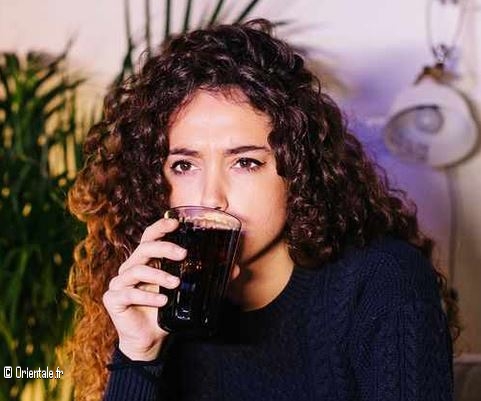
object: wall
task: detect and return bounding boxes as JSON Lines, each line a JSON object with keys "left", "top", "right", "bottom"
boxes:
{"left": 1, "top": 0, "right": 480, "bottom": 351}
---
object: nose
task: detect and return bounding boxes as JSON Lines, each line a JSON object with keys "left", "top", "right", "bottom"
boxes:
{"left": 199, "top": 169, "right": 229, "bottom": 212}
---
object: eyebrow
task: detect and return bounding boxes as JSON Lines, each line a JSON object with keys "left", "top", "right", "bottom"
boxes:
{"left": 168, "top": 145, "right": 270, "bottom": 156}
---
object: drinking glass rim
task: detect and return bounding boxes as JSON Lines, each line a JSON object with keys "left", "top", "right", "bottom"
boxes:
{"left": 164, "top": 205, "right": 242, "bottom": 228}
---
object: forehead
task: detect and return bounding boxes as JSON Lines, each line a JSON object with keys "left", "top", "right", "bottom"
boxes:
{"left": 168, "top": 90, "right": 272, "bottom": 147}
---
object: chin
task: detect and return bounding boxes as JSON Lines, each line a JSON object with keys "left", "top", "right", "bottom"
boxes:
{"left": 236, "top": 250, "right": 252, "bottom": 266}
{"left": 235, "top": 242, "right": 256, "bottom": 266}
{"left": 236, "top": 241, "right": 272, "bottom": 267}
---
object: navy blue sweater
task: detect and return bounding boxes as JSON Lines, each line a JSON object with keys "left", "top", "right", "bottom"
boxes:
{"left": 104, "top": 237, "right": 453, "bottom": 400}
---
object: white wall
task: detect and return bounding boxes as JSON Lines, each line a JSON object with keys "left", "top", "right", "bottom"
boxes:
{"left": 2, "top": 0, "right": 480, "bottom": 351}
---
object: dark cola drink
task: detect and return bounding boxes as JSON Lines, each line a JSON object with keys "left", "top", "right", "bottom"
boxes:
{"left": 158, "top": 207, "right": 241, "bottom": 337}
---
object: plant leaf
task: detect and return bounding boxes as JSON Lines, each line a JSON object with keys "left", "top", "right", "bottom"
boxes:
{"left": 0, "top": 55, "right": 13, "bottom": 100}
{"left": 31, "top": 79, "right": 83, "bottom": 119}
{"left": 7, "top": 247, "right": 32, "bottom": 326}
{"left": 182, "top": 0, "right": 193, "bottom": 32}
{"left": 207, "top": 0, "right": 226, "bottom": 26}
{"left": 113, "top": 0, "right": 135, "bottom": 87}
{"left": 5, "top": 53, "right": 20, "bottom": 76}
{"left": 144, "top": 0, "right": 151, "bottom": 52}
{"left": 234, "top": 0, "right": 261, "bottom": 23}
{"left": 164, "top": 0, "right": 172, "bottom": 41}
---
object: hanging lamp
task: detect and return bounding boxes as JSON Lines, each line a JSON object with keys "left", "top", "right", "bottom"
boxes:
{"left": 383, "top": 0, "right": 477, "bottom": 168}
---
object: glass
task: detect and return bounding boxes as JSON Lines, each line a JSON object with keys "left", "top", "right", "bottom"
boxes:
{"left": 158, "top": 206, "right": 241, "bottom": 337}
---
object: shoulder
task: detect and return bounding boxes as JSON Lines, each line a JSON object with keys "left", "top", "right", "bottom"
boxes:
{"left": 317, "top": 237, "right": 443, "bottom": 318}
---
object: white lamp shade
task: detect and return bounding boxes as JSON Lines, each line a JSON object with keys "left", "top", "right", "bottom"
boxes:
{"left": 383, "top": 78, "right": 478, "bottom": 167}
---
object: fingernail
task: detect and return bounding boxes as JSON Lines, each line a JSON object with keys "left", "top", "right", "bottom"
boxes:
{"left": 159, "top": 294, "right": 168, "bottom": 304}
{"left": 177, "top": 247, "right": 187, "bottom": 257}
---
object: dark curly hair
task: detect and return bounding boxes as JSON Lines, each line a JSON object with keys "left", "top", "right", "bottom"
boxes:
{"left": 67, "top": 19, "right": 457, "bottom": 401}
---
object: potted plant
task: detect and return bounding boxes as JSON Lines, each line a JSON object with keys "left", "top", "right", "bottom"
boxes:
{"left": 0, "top": 48, "right": 87, "bottom": 401}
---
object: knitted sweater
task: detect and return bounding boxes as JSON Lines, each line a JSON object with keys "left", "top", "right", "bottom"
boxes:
{"left": 103, "top": 237, "right": 453, "bottom": 401}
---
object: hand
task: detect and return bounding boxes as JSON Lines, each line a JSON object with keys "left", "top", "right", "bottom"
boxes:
{"left": 102, "top": 218, "right": 186, "bottom": 361}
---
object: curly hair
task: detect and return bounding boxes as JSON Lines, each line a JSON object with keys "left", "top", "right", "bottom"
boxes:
{"left": 66, "top": 19, "right": 458, "bottom": 401}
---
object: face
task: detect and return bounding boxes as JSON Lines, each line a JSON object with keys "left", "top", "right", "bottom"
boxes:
{"left": 163, "top": 90, "right": 288, "bottom": 265}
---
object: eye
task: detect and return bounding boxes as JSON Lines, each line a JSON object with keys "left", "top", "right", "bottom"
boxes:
{"left": 170, "top": 160, "right": 196, "bottom": 175}
{"left": 233, "top": 158, "right": 265, "bottom": 171}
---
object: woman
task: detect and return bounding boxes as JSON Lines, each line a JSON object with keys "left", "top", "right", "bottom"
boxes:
{"left": 67, "top": 19, "right": 456, "bottom": 401}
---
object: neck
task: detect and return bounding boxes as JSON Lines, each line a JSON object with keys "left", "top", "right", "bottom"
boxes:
{"left": 226, "top": 240, "right": 294, "bottom": 311}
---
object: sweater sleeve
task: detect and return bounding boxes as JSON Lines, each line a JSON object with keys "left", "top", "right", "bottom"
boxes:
{"left": 350, "top": 300, "right": 453, "bottom": 401}
{"left": 102, "top": 346, "right": 170, "bottom": 401}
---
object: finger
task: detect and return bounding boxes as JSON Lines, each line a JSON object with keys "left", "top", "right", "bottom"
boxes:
{"left": 103, "top": 288, "right": 168, "bottom": 312}
{"left": 119, "top": 241, "right": 186, "bottom": 273}
{"left": 110, "top": 265, "right": 180, "bottom": 290}
{"left": 137, "top": 282, "right": 160, "bottom": 293}
{"left": 140, "top": 218, "right": 179, "bottom": 243}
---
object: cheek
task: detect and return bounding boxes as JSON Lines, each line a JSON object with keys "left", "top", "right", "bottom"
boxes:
{"left": 166, "top": 178, "right": 198, "bottom": 207}
{"left": 263, "top": 190, "right": 288, "bottom": 233}
{"left": 238, "top": 177, "right": 287, "bottom": 230}
{"left": 236, "top": 180, "right": 287, "bottom": 261}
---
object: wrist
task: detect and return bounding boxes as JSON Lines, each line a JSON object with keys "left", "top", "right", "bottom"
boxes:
{"left": 118, "top": 340, "right": 163, "bottom": 361}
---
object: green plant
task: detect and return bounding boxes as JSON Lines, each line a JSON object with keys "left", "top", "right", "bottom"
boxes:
{"left": 114, "top": 0, "right": 274, "bottom": 86}
{"left": 0, "top": 49, "right": 86, "bottom": 401}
